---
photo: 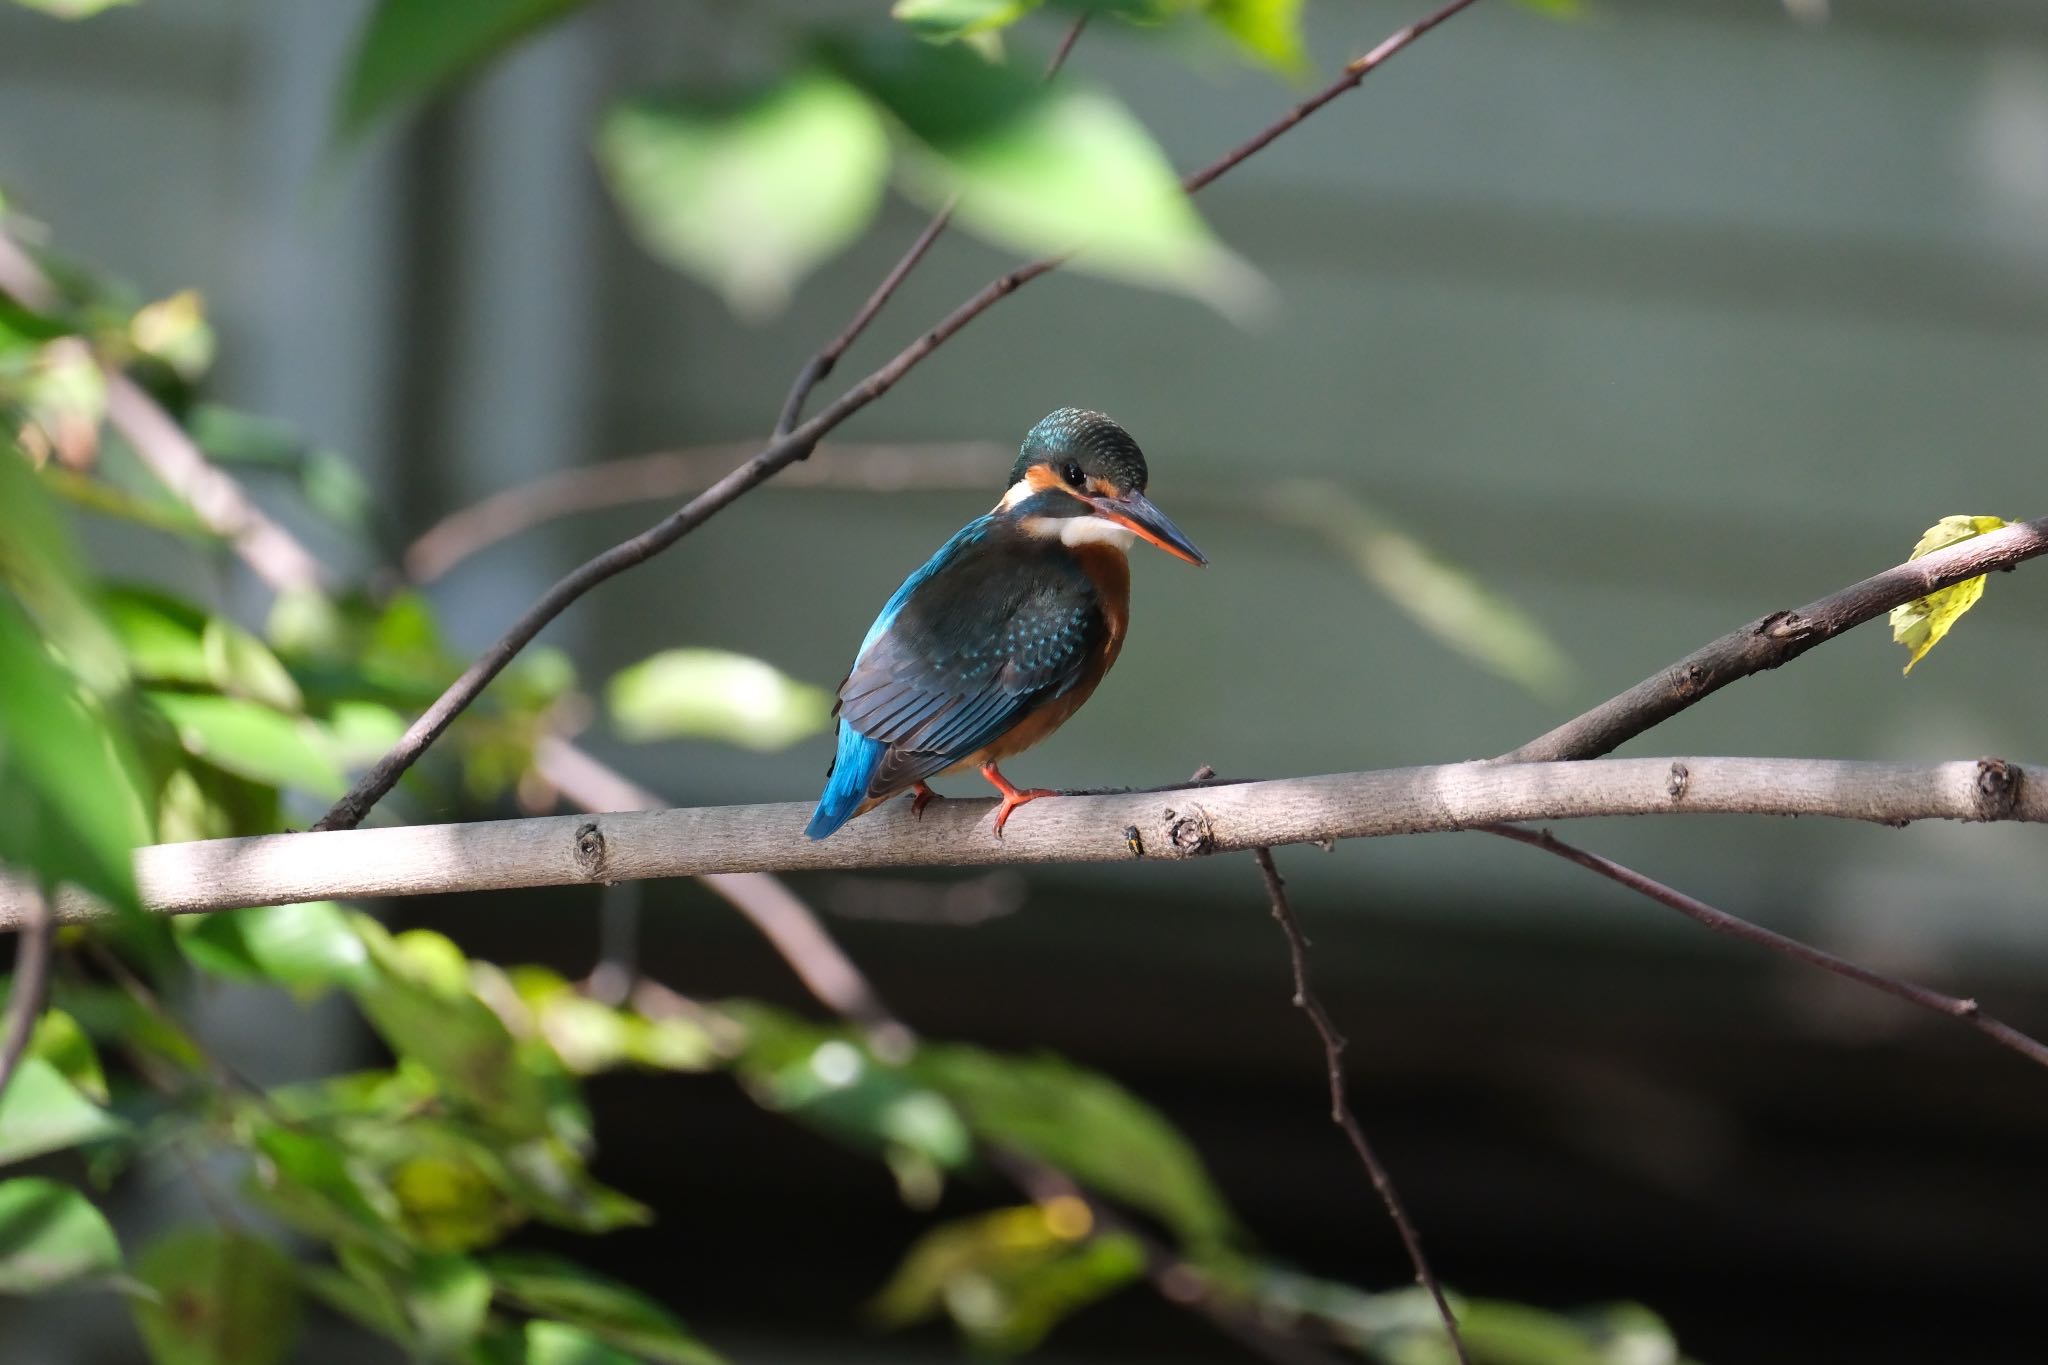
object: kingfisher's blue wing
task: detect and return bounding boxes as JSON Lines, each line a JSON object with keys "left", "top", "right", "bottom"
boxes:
{"left": 836, "top": 518, "right": 1105, "bottom": 799}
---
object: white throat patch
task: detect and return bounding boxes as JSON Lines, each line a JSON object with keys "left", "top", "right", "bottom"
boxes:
{"left": 1020, "top": 514, "right": 1135, "bottom": 551}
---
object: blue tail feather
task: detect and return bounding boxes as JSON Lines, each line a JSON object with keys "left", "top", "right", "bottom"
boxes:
{"left": 806, "top": 724, "right": 887, "bottom": 840}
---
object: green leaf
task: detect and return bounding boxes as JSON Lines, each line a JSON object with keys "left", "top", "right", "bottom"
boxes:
{"left": 911, "top": 1044, "right": 1235, "bottom": 1248}
{"left": 178, "top": 901, "right": 374, "bottom": 992}
{"left": 1268, "top": 481, "right": 1573, "bottom": 700}
{"left": 1205, "top": 0, "right": 1307, "bottom": 75}
{"left": 246, "top": 1122, "right": 404, "bottom": 1248}
{"left": 129, "top": 290, "right": 215, "bottom": 381}
{"left": 1889, "top": 515, "right": 2009, "bottom": 675}
{"left": 729, "top": 1009, "right": 973, "bottom": 1170}
{"left": 131, "top": 1229, "right": 302, "bottom": 1365}
{"left": 874, "top": 1203, "right": 1145, "bottom": 1353}
{"left": 487, "top": 1254, "right": 725, "bottom": 1365}
{"left": 407, "top": 1253, "right": 494, "bottom": 1357}
{"left": 1261, "top": 1271, "right": 1680, "bottom": 1365}
{"left": 893, "top": 0, "right": 1045, "bottom": 42}
{"left": 597, "top": 74, "right": 889, "bottom": 320}
{"left": 0, "top": 598, "right": 148, "bottom": 911}
{"left": 26, "top": 1008, "right": 108, "bottom": 1103}
{"left": 145, "top": 691, "right": 346, "bottom": 796}
{"left": 339, "top": 0, "right": 591, "bottom": 141}
{"left": 201, "top": 618, "right": 304, "bottom": 711}
{"left": 0, "top": 463, "right": 147, "bottom": 912}
{"left": 823, "top": 35, "right": 1260, "bottom": 310}
{"left": 0, "top": 431, "right": 122, "bottom": 690}
{"left": 6, "top": 0, "right": 136, "bottom": 19}
{"left": 0, "top": 1058, "right": 125, "bottom": 1166}
{"left": 348, "top": 919, "right": 571, "bottom": 1142}
{"left": 102, "top": 588, "right": 210, "bottom": 687}
{"left": 522, "top": 1321, "right": 643, "bottom": 1365}
{"left": 605, "top": 648, "right": 834, "bottom": 750}
{"left": 299, "top": 1262, "right": 414, "bottom": 1346}
{"left": 0, "top": 1177, "right": 122, "bottom": 1292}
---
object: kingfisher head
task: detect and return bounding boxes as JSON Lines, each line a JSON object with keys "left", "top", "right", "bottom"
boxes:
{"left": 998, "top": 408, "right": 1207, "bottom": 566}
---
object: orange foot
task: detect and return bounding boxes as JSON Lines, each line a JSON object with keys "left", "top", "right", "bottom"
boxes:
{"left": 909, "top": 781, "right": 939, "bottom": 818}
{"left": 979, "top": 762, "right": 1056, "bottom": 839}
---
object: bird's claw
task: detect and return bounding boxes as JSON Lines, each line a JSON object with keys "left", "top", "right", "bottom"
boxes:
{"left": 909, "top": 783, "right": 938, "bottom": 819}
{"left": 989, "top": 787, "right": 1056, "bottom": 839}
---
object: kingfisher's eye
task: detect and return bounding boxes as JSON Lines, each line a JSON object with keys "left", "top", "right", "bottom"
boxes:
{"left": 1060, "top": 461, "right": 1084, "bottom": 488}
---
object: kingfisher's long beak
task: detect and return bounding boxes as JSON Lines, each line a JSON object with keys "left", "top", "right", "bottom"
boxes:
{"left": 1089, "top": 489, "right": 1208, "bottom": 566}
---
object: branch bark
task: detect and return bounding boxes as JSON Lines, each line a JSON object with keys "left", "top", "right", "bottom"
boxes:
{"left": 308, "top": 0, "right": 1491, "bottom": 834}
{"left": 13, "top": 755, "right": 2036, "bottom": 926}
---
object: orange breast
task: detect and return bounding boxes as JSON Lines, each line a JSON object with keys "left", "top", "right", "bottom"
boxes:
{"left": 960, "top": 542, "right": 1131, "bottom": 770}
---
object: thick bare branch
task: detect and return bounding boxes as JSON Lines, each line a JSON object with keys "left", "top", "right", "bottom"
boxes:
{"left": 1254, "top": 849, "right": 1467, "bottom": 1364}
{"left": 1483, "top": 822, "right": 2048, "bottom": 1072}
{"left": 1502, "top": 515, "right": 2048, "bottom": 764}
{"left": 15, "top": 755, "right": 2037, "bottom": 926}
{"left": 310, "top": 0, "right": 1490, "bottom": 833}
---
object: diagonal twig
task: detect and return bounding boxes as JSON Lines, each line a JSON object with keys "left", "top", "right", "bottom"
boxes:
{"left": 1481, "top": 822, "right": 2048, "bottom": 1072}
{"left": 1501, "top": 515, "right": 2048, "bottom": 764}
{"left": 769, "top": 9, "right": 1090, "bottom": 441}
{"left": 1253, "top": 848, "right": 1469, "bottom": 1365}
{"left": 310, "top": 0, "right": 1493, "bottom": 833}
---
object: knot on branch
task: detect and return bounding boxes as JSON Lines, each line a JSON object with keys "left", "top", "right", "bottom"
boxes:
{"left": 1161, "top": 805, "right": 1216, "bottom": 857}
{"left": 573, "top": 821, "right": 611, "bottom": 880}
{"left": 1671, "top": 661, "right": 1708, "bottom": 699}
{"left": 1666, "top": 761, "right": 1691, "bottom": 803}
{"left": 1971, "top": 758, "right": 2023, "bottom": 821}
{"left": 1753, "top": 609, "right": 1818, "bottom": 663}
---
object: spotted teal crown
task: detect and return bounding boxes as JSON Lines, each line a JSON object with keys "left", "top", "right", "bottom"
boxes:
{"left": 1009, "top": 408, "right": 1149, "bottom": 493}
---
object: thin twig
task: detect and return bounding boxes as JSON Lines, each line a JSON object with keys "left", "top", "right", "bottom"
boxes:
{"left": 1181, "top": 0, "right": 1488, "bottom": 194}
{"left": 0, "top": 891, "right": 53, "bottom": 1105}
{"left": 1252, "top": 849, "right": 1468, "bottom": 1365}
{"left": 310, "top": 0, "right": 1489, "bottom": 832}
{"left": 1501, "top": 515, "right": 2048, "bottom": 764}
{"left": 772, "top": 207, "right": 957, "bottom": 440}
{"left": 1045, "top": 10, "right": 1092, "bottom": 79}
{"left": 770, "top": 10, "right": 1090, "bottom": 440}
{"left": 1482, "top": 823, "right": 2048, "bottom": 1072}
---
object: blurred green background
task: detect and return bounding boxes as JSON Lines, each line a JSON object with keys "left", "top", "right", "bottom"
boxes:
{"left": 3, "top": 0, "right": 2047, "bottom": 1361}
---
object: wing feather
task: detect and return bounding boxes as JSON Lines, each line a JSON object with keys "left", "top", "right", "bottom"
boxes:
{"left": 837, "top": 519, "right": 1105, "bottom": 801}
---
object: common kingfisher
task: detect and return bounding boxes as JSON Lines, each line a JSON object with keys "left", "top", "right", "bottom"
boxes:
{"left": 805, "top": 408, "right": 1207, "bottom": 840}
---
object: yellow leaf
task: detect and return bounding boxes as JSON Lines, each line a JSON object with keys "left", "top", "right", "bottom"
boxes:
{"left": 1888, "top": 515, "right": 2008, "bottom": 674}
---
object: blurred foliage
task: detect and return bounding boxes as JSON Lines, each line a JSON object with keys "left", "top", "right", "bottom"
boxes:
{"left": 1268, "top": 481, "right": 1573, "bottom": 700}
{"left": 606, "top": 648, "right": 833, "bottom": 751}
{"left": 0, "top": 2, "right": 1671, "bottom": 1361}
{"left": 597, "top": 76, "right": 891, "bottom": 321}
{"left": 1889, "top": 514, "right": 2009, "bottom": 675}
